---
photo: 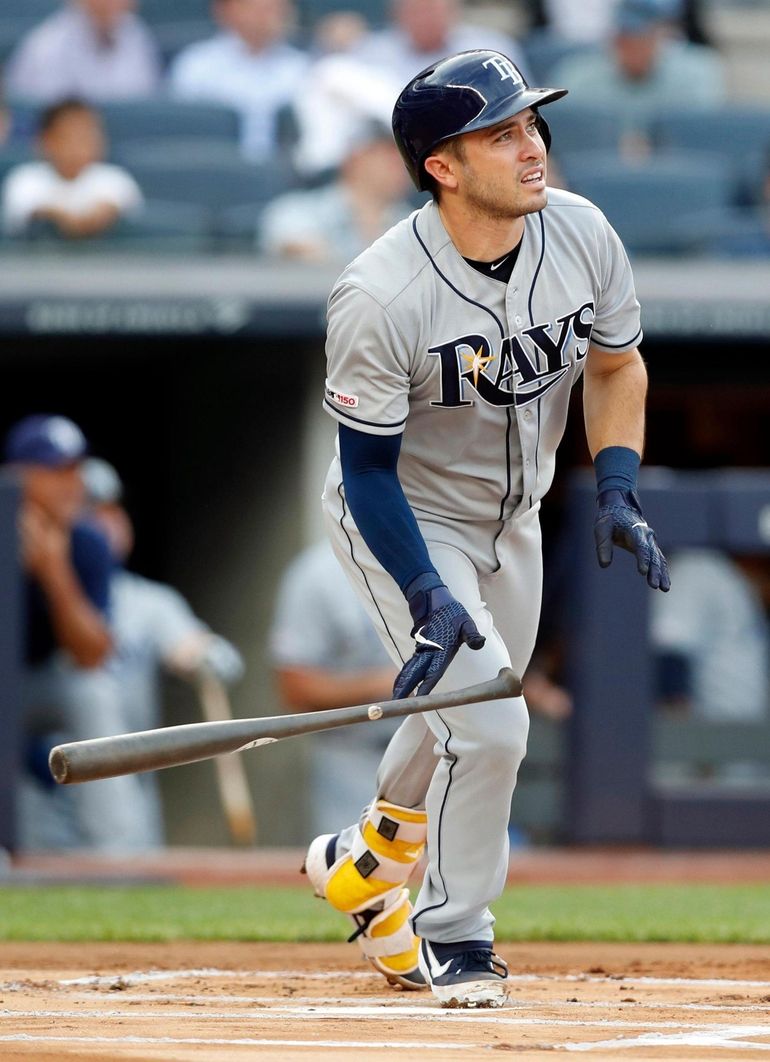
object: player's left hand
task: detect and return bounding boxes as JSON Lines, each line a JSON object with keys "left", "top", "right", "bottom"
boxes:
{"left": 393, "top": 583, "right": 485, "bottom": 699}
{"left": 593, "top": 488, "right": 670, "bottom": 591}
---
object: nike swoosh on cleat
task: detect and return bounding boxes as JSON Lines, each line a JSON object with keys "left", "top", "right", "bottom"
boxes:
{"left": 424, "top": 944, "right": 453, "bottom": 979}
{"left": 631, "top": 521, "right": 649, "bottom": 530}
{"left": 415, "top": 627, "right": 444, "bottom": 651}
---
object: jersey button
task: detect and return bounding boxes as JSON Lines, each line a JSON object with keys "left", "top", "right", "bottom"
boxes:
{"left": 515, "top": 315, "right": 522, "bottom": 326}
{"left": 524, "top": 409, "right": 532, "bottom": 419}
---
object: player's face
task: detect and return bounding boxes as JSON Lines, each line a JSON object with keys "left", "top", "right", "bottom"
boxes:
{"left": 394, "top": 0, "right": 458, "bottom": 51}
{"left": 216, "top": 0, "right": 291, "bottom": 48}
{"left": 79, "top": 0, "right": 135, "bottom": 31}
{"left": 443, "top": 109, "right": 548, "bottom": 221}
{"left": 23, "top": 464, "right": 85, "bottom": 525}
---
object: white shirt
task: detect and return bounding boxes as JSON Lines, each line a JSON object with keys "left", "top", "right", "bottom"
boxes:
{"left": 5, "top": 5, "right": 161, "bottom": 103}
{"left": 168, "top": 33, "right": 310, "bottom": 161}
{"left": 2, "top": 161, "right": 143, "bottom": 236}
{"left": 353, "top": 23, "right": 530, "bottom": 89}
{"left": 107, "top": 570, "right": 207, "bottom": 733}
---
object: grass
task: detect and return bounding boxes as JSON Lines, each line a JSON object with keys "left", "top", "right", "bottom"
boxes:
{"left": 1, "top": 883, "right": 769, "bottom": 943}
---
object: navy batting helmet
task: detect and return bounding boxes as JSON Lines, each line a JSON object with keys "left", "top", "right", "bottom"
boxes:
{"left": 392, "top": 50, "right": 568, "bottom": 191}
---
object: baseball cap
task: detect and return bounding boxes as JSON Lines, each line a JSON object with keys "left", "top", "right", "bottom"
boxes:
{"left": 4, "top": 414, "right": 88, "bottom": 467}
{"left": 615, "top": 0, "right": 682, "bottom": 33}
{"left": 81, "top": 457, "right": 123, "bottom": 505}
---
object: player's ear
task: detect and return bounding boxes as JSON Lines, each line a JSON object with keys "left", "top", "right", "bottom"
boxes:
{"left": 424, "top": 151, "right": 459, "bottom": 192}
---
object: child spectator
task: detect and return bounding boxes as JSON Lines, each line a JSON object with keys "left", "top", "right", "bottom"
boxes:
{"left": 1, "top": 99, "right": 143, "bottom": 240}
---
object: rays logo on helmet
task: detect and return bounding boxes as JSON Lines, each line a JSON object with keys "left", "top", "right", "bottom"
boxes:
{"left": 481, "top": 55, "right": 523, "bottom": 85}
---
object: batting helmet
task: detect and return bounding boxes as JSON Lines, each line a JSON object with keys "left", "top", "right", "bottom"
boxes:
{"left": 392, "top": 50, "right": 568, "bottom": 191}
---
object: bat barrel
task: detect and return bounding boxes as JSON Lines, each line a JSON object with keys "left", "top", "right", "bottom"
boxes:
{"left": 49, "top": 718, "right": 274, "bottom": 784}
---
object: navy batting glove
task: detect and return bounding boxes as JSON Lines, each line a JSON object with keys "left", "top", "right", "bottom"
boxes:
{"left": 594, "top": 488, "right": 671, "bottom": 592}
{"left": 392, "top": 576, "right": 485, "bottom": 699}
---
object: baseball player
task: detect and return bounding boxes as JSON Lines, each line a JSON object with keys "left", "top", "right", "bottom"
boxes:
{"left": 302, "top": 51, "right": 670, "bottom": 1009}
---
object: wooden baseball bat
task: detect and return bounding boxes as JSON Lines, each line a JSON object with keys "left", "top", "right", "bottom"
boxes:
{"left": 49, "top": 668, "right": 521, "bottom": 786}
{"left": 196, "top": 670, "right": 258, "bottom": 847}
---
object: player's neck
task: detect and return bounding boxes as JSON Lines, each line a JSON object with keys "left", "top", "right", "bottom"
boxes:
{"left": 437, "top": 202, "right": 525, "bottom": 263}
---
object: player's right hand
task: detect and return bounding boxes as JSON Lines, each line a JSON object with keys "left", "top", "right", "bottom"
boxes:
{"left": 393, "top": 580, "right": 485, "bottom": 699}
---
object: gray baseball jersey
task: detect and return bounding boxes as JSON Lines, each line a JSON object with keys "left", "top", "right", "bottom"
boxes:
{"left": 324, "top": 189, "right": 641, "bottom": 524}
{"left": 320, "top": 190, "right": 643, "bottom": 944}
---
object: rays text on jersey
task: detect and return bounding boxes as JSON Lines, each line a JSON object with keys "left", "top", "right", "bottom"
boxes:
{"left": 428, "top": 301, "right": 595, "bottom": 409}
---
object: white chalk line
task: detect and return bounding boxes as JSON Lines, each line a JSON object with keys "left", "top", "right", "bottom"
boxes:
{"left": 57, "top": 967, "right": 377, "bottom": 987}
{"left": 0, "top": 1033, "right": 477, "bottom": 1050}
{"left": 5, "top": 1006, "right": 770, "bottom": 1036}
{"left": 62, "top": 991, "right": 770, "bottom": 1014}
{"left": 564, "top": 1026, "right": 770, "bottom": 1052}
{"left": 47, "top": 967, "right": 770, "bottom": 990}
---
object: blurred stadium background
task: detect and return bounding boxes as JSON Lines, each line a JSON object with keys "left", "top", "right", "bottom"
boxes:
{"left": 0, "top": 0, "right": 769, "bottom": 858}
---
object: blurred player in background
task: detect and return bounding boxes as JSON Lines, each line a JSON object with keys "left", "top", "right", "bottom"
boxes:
{"left": 5, "top": 414, "right": 149, "bottom": 852}
{"left": 270, "top": 538, "right": 399, "bottom": 834}
{"left": 1, "top": 99, "right": 143, "bottom": 241}
{"left": 82, "top": 457, "right": 245, "bottom": 847}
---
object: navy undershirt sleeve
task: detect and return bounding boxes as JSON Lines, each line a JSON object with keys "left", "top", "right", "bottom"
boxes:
{"left": 71, "top": 522, "right": 113, "bottom": 614}
{"left": 338, "top": 424, "right": 438, "bottom": 594}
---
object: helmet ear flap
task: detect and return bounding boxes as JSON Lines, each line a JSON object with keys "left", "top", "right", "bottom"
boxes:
{"left": 536, "top": 113, "right": 552, "bottom": 152}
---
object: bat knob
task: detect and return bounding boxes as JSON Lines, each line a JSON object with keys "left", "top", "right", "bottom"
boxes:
{"left": 48, "top": 747, "right": 70, "bottom": 785}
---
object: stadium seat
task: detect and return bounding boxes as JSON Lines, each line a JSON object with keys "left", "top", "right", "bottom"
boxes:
{"left": 126, "top": 156, "right": 296, "bottom": 216}
{"left": 544, "top": 103, "right": 626, "bottom": 157}
{"left": 101, "top": 200, "right": 213, "bottom": 253}
{"left": 100, "top": 100, "right": 240, "bottom": 146}
{"left": 3, "top": 200, "right": 212, "bottom": 254}
{"left": 0, "top": 18, "right": 42, "bottom": 62}
{"left": 139, "top": 0, "right": 213, "bottom": 24}
{"left": 673, "top": 206, "right": 770, "bottom": 258}
{"left": 560, "top": 151, "right": 732, "bottom": 255}
{"left": 522, "top": 31, "right": 599, "bottom": 86}
{"left": 153, "top": 21, "right": 216, "bottom": 66}
{"left": 653, "top": 107, "right": 770, "bottom": 202}
{"left": 296, "top": 0, "right": 390, "bottom": 28}
{"left": 0, "top": 144, "right": 36, "bottom": 185}
{"left": 113, "top": 138, "right": 244, "bottom": 169}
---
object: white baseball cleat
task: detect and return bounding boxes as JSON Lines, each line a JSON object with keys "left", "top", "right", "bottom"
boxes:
{"left": 419, "top": 938, "right": 510, "bottom": 1008}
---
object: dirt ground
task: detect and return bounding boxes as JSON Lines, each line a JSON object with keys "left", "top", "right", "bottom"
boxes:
{"left": 2, "top": 940, "right": 770, "bottom": 1061}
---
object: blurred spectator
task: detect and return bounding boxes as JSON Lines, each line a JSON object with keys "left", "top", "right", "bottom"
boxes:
{"left": 1, "top": 99, "right": 143, "bottom": 240}
{"left": 82, "top": 457, "right": 245, "bottom": 847}
{"left": 5, "top": 414, "right": 149, "bottom": 852}
{"left": 289, "top": 52, "right": 400, "bottom": 179}
{"left": 5, "top": 0, "right": 161, "bottom": 104}
{"left": 353, "top": 0, "right": 530, "bottom": 87}
{"left": 650, "top": 549, "right": 770, "bottom": 722}
{"left": 269, "top": 538, "right": 399, "bottom": 834}
{"left": 168, "top": 0, "right": 309, "bottom": 162}
{"left": 524, "top": 0, "right": 712, "bottom": 46}
{"left": 554, "top": 0, "right": 724, "bottom": 147}
{"left": 260, "top": 120, "right": 413, "bottom": 262}
{"left": 312, "top": 11, "right": 369, "bottom": 56}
